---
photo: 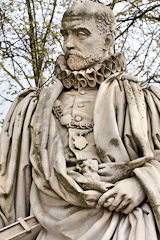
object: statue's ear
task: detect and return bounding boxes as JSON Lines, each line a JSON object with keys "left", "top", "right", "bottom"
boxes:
{"left": 103, "top": 33, "right": 114, "bottom": 50}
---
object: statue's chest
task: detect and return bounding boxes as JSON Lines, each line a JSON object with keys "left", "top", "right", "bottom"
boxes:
{"left": 57, "top": 87, "right": 98, "bottom": 125}
{"left": 53, "top": 87, "right": 100, "bottom": 166}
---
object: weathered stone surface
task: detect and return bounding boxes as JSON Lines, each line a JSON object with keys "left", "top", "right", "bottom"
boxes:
{"left": 1, "top": 0, "right": 160, "bottom": 239}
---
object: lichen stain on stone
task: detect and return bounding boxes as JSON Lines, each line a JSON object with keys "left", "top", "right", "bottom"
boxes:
{"left": 109, "top": 138, "right": 119, "bottom": 147}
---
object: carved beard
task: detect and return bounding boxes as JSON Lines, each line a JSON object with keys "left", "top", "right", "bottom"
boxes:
{"left": 67, "top": 54, "right": 92, "bottom": 70}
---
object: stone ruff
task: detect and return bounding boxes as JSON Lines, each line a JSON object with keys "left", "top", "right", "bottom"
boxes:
{"left": 54, "top": 52, "right": 126, "bottom": 89}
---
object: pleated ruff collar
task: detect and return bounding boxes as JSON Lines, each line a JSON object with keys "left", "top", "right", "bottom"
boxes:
{"left": 54, "top": 52, "right": 126, "bottom": 89}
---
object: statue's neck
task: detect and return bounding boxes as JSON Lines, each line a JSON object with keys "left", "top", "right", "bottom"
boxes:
{"left": 54, "top": 52, "right": 126, "bottom": 89}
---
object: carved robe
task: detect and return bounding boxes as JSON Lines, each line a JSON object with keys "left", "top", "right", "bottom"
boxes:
{"left": 1, "top": 76, "right": 160, "bottom": 239}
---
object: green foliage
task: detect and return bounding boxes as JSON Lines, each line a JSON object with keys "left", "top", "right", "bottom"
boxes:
{"left": 0, "top": 0, "right": 67, "bottom": 89}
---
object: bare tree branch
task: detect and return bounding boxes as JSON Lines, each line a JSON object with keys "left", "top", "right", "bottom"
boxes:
{"left": 26, "top": 0, "right": 39, "bottom": 85}
{"left": 0, "top": 62, "right": 25, "bottom": 89}
{"left": 0, "top": 94, "right": 13, "bottom": 102}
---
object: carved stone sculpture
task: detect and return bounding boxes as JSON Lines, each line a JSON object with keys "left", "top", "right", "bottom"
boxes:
{"left": 1, "top": 0, "right": 160, "bottom": 239}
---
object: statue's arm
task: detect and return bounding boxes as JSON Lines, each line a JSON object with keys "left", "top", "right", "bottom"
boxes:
{"left": 98, "top": 156, "right": 151, "bottom": 184}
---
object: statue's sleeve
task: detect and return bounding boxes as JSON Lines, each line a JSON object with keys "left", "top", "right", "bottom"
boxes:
{"left": 133, "top": 85, "right": 160, "bottom": 232}
{"left": 0, "top": 88, "right": 37, "bottom": 227}
{"left": 134, "top": 160, "right": 160, "bottom": 232}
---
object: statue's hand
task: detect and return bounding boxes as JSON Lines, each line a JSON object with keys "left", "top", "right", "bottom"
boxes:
{"left": 82, "top": 190, "right": 102, "bottom": 208}
{"left": 98, "top": 162, "right": 131, "bottom": 183}
{"left": 98, "top": 157, "right": 151, "bottom": 183}
{"left": 97, "top": 177, "right": 146, "bottom": 214}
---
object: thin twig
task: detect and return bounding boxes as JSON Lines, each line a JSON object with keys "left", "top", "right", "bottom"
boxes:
{"left": 0, "top": 62, "right": 25, "bottom": 89}
{"left": 0, "top": 94, "right": 13, "bottom": 102}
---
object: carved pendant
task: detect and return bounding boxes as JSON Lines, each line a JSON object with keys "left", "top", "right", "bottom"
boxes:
{"left": 73, "top": 135, "right": 88, "bottom": 150}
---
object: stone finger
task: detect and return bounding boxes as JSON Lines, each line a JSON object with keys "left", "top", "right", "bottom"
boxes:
{"left": 115, "top": 200, "right": 130, "bottom": 212}
{"left": 86, "top": 201, "right": 97, "bottom": 208}
{"left": 108, "top": 195, "right": 122, "bottom": 211}
{"left": 97, "top": 188, "right": 116, "bottom": 208}
{"left": 98, "top": 163, "right": 107, "bottom": 169}
{"left": 98, "top": 169, "right": 106, "bottom": 175}
{"left": 103, "top": 197, "right": 114, "bottom": 208}
{"left": 100, "top": 176, "right": 113, "bottom": 181}
{"left": 121, "top": 204, "right": 134, "bottom": 214}
{"left": 98, "top": 169, "right": 111, "bottom": 176}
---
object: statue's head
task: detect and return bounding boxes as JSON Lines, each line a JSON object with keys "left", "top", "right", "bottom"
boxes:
{"left": 61, "top": 0, "right": 117, "bottom": 70}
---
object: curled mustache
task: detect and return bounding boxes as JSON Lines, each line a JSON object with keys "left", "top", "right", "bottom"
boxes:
{"left": 65, "top": 50, "right": 86, "bottom": 59}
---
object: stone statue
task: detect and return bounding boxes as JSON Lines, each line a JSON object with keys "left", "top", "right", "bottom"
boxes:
{"left": 1, "top": 0, "right": 160, "bottom": 239}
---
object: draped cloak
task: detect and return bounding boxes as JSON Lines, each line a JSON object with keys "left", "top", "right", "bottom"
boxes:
{"left": 1, "top": 76, "right": 160, "bottom": 239}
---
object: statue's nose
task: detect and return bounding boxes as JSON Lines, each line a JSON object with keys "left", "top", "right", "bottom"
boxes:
{"left": 66, "top": 34, "right": 75, "bottom": 50}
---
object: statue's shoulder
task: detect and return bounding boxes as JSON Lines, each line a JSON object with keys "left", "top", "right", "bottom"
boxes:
{"left": 119, "top": 74, "right": 142, "bottom": 93}
{"left": 16, "top": 81, "right": 62, "bottom": 102}
{"left": 16, "top": 87, "right": 38, "bottom": 103}
{"left": 13, "top": 79, "right": 63, "bottom": 112}
{"left": 120, "top": 74, "right": 139, "bottom": 84}
{"left": 120, "top": 74, "right": 160, "bottom": 99}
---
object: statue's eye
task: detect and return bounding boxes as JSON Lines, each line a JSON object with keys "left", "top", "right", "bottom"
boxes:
{"left": 77, "top": 30, "right": 89, "bottom": 39}
{"left": 78, "top": 31, "right": 86, "bottom": 36}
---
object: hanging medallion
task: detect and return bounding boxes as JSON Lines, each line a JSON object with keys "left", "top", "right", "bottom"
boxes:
{"left": 73, "top": 135, "right": 88, "bottom": 150}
